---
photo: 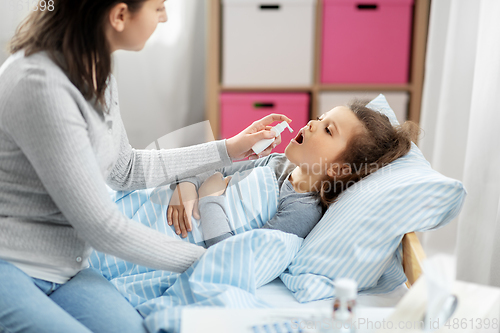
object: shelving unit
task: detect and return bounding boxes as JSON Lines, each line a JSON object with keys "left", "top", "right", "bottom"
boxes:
{"left": 206, "top": 0, "right": 431, "bottom": 139}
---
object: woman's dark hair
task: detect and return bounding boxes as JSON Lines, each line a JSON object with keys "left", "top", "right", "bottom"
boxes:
{"left": 8, "top": 0, "right": 148, "bottom": 112}
{"left": 318, "top": 99, "right": 420, "bottom": 209}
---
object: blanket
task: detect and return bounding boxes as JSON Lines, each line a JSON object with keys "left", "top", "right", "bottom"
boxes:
{"left": 89, "top": 166, "right": 302, "bottom": 333}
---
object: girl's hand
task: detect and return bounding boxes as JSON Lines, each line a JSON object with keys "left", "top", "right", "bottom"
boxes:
{"left": 167, "top": 182, "right": 200, "bottom": 238}
{"left": 198, "top": 172, "right": 232, "bottom": 199}
{"left": 225, "top": 113, "right": 292, "bottom": 161}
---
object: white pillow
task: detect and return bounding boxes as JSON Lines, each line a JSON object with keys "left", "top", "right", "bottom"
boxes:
{"left": 280, "top": 94, "right": 467, "bottom": 303}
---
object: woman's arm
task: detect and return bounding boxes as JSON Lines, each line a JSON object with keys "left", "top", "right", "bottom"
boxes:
{"left": 2, "top": 73, "right": 205, "bottom": 273}
{"left": 177, "top": 153, "right": 280, "bottom": 190}
{"left": 106, "top": 112, "right": 232, "bottom": 192}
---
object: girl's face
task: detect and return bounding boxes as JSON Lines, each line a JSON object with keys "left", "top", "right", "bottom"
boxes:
{"left": 107, "top": 0, "right": 168, "bottom": 52}
{"left": 285, "top": 106, "right": 364, "bottom": 177}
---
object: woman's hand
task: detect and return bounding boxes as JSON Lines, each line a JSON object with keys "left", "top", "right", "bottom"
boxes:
{"left": 225, "top": 113, "right": 292, "bottom": 161}
{"left": 167, "top": 182, "right": 200, "bottom": 238}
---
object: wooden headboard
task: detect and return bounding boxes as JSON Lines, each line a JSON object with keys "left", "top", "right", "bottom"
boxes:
{"left": 402, "top": 232, "right": 426, "bottom": 288}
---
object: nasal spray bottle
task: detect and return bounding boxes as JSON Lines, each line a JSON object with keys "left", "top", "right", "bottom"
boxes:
{"left": 251, "top": 121, "right": 293, "bottom": 155}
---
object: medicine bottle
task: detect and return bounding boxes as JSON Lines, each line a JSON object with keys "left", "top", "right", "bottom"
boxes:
{"left": 332, "top": 278, "right": 357, "bottom": 333}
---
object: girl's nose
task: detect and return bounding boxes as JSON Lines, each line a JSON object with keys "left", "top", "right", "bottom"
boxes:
{"left": 158, "top": 5, "right": 168, "bottom": 23}
{"left": 160, "top": 11, "right": 168, "bottom": 23}
{"left": 307, "top": 120, "right": 315, "bottom": 131}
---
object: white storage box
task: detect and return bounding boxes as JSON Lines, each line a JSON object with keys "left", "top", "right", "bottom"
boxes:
{"left": 222, "top": 0, "right": 316, "bottom": 87}
{"left": 318, "top": 91, "right": 409, "bottom": 124}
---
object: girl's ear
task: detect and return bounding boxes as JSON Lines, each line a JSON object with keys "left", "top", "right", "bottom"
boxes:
{"left": 327, "top": 167, "right": 336, "bottom": 178}
{"left": 341, "top": 163, "right": 352, "bottom": 176}
{"left": 108, "top": 3, "right": 129, "bottom": 32}
{"left": 327, "top": 163, "right": 352, "bottom": 178}
{"left": 327, "top": 163, "right": 340, "bottom": 178}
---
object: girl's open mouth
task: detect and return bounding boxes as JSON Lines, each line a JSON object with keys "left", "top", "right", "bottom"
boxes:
{"left": 292, "top": 129, "right": 304, "bottom": 145}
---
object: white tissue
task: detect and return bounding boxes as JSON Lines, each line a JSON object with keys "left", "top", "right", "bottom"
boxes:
{"left": 422, "top": 254, "right": 457, "bottom": 331}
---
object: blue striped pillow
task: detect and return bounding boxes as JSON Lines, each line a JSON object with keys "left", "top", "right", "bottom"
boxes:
{"left": 280, "top": 94, "right": 467, "bottom": 303}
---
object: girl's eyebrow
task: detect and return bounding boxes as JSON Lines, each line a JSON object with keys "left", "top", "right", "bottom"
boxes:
{"left": 328, "top": 120, "right": 340, "bottom": 135}
{"left": 331, "top": 120, "right": 339, "bottom": 135}
{"left": 320, "top": 114, "right": 339, "bottom": 135}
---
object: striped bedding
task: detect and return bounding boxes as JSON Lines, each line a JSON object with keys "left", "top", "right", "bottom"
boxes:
{"left": 89, "top": 166, "right": 301, "bottom": 333}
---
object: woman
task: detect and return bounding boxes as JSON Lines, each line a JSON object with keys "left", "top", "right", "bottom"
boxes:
{"left": 0, "top": 0, "right": 290, "bottom": 332}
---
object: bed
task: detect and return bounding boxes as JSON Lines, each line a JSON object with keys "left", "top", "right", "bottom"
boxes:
{"left": 89, "top": 95, "right": 464, "bottom": 333}
{"left": 252, "top": 232, "right": 424, "bottom": 314}
{"left": 257, "top": 231, "right": 425, "bottom": 308}
{"left": 90, "top": 174, "right": 438, "bottom": 333}
{"left": 177, "top": 233, "right": 423, "bottom": 333}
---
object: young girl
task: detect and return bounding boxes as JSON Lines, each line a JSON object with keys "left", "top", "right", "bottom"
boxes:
{"left": 0, "top": 1, "right": 290, "bottom": 332}
{"left": 168, "top": 101, "right": 419, "bottom": 246}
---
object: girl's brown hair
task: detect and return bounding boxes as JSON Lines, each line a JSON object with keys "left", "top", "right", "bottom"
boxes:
{"left": 318, "top": 99, "right": 420, "bottom": 209}
{"left": 8, "top": 0, "right": 147, "bottom": 112}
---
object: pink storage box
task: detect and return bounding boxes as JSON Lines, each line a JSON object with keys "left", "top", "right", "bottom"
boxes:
{"left": 220, "top": 93, "right": 310, "bottom": 154}
{"left": 321, "top": 0, "right": 414, "bottom": 84}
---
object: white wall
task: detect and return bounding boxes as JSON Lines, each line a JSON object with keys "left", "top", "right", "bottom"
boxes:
{"left": 112, "top": 0, "right": 207, "bottom": 149}
{"left": 0, "top": 0, "right": 207, "bottom": 149}
{"left": 0, "top": 2, "right": 30, "bottom": 64}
